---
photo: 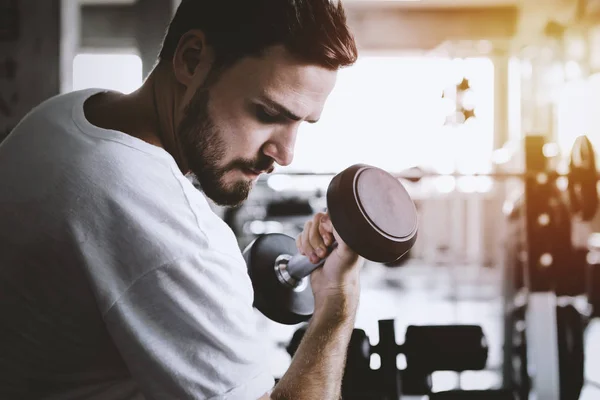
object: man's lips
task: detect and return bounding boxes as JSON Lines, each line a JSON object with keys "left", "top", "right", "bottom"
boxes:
{"left": 244, "top": 166, "right": 273, "bottom": 176}
{"left": 243, "top": 168, "right": 261, "bottom": 177}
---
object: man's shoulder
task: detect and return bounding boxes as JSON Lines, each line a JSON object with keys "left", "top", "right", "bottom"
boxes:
{"left": 15, "top": 89, "right": 99, "bottom": 127}
{"left": 28, "top": 90, "right": 186, "bottom": 204}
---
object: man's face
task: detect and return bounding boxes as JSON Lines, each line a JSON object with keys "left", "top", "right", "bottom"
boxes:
{"left": 177, "top": 45, "right": 337, "bottom": 207}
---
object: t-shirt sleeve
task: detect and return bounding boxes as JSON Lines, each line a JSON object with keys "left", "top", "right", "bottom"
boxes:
{"left": 68, "top": 149, "right": 275, "bottom": 399}
{"left": 103, "top": 249, "right": 275, "bottom": 400}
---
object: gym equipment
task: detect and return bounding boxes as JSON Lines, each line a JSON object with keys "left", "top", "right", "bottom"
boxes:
{"left": 402, "top": 324, "right": 488, "bottom": 373}
{"left": 568, "top": 135, "right": 599, "bottom": 222}
{"left": 509, "top": 305, "right": 530, "bottom": 400}
{"left": 556, "top": 304, "right": 585, "bottom": 400}
{"left": 505, "top": 183, "right": 584, "bottom": 297}
{"left": 265, "top": 197, "right": 313, "bottom": 218}
{"left": 399, "top": 324, "right": 490, "bottom": 397}
{"left": 500, "top": 134, "right": 595, "bottom": 400}
{"left": 587, "top": 234, "right": 600, "bottom": 317}
{"left": 286, "top": 319, "right": 496, "bottom": 400}
{"left": 270, "top": 134, "right": 598, "bottom": 398}
{"left": 502, "top": 135, "right": 560, "bottom": 400}
{"left": 244, "top": 164, "right": 418, "bottom": 324}
{"left": 429, "top": 391, "right": 514, "bottom": 399}
{"left": 505, "top": 303, "right": 586, "bottom": 400}
{"left": 271, "top": 135, "right": 600, "bottom": 224}
{"left": 555, "top": 248, "right": 587, "bottom": 297}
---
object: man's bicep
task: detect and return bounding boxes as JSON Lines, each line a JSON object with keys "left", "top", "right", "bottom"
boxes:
{"left": 103, "top": 252, "right": 274, "bottom": 400}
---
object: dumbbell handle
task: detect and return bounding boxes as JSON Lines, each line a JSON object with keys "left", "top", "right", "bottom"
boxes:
{"left": 275, "top": 242, "right": 339, "bottom": 287}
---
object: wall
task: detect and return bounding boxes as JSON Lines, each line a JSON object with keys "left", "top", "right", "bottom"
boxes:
{"left": 345, "top": 5, "right": 518, "bottom": 51}
{"left": 0, "top": 0, "right": 61, "bottom": 141}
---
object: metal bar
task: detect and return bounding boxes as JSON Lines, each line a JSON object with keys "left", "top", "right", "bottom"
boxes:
{"left": 268, "top": 170, "right": 574, "bottom": 181}
{"left": 524, "top": 135, "right": 555, "bottom": 292}
{"left": 526, "top": 293, "right": 561, "bottom": 400}
{"left": 376, "top": 319, "right": 401, "bottom": 400}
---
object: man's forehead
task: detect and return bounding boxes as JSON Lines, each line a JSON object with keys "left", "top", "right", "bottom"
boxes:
{"left": 223, "top": 46, "right": 336, "bottom": 99}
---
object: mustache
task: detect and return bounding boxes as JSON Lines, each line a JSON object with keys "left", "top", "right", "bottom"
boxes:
{"left": 228, "top": 156, "right": 275, "bottom": 174}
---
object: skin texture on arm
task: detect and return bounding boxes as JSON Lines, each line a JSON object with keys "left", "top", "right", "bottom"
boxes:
{"left": 271, "top": 291, "right": 358, "bottom": 400}
{"left": 257, "top": 305, "right": 357, "bottom": 400}
{"left": 269, "top": 212, "right": 363, "bottom": 400}
{"left": 257, "top": 291, "right": 359, "bottom": 400}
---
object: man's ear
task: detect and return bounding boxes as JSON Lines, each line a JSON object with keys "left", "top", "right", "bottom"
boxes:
{"left": 172, "top": 29, "right": 214, "bottom": 87}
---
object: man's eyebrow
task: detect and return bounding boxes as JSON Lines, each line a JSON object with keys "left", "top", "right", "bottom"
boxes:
{"left": 258, "top": 95, "right": 319, "bottom": 124}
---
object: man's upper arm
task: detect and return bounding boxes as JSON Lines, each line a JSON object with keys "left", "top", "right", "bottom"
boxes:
{"left": 72, "top": 154, "right": 274, "bottom": 398}
{"left": 103, "top": 249, "right": 274, "bottom": 399}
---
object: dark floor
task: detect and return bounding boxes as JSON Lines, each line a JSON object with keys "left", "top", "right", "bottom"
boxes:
{"left": 256, "top": 261, "right": 600, "bottom": 399}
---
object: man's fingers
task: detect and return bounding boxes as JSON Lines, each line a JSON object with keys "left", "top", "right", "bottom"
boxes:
{"left": 298, "top": 213, "right": 339, "bottom": 263}
{"left": 309, "top": 218, "right": 326, "bottom": 258}
{"left": 318, "top": 214, "right": 334, "bottom": 247}
{"left": 318, "top": 222, "right": 334, "bottom": 247}
{"left": 301, "top": 220, "right": 318, "bottom": 262}
{"left": 296, "top": 233, "right": 304, "bottom": 255}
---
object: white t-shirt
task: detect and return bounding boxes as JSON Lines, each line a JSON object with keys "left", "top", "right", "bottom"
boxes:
{"left": 0, "top": 89, "right": 275, "bottom": 399}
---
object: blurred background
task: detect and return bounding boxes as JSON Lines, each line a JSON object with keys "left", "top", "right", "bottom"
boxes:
{"left": 2, "top": 0, "right": 600, "bottom": 398}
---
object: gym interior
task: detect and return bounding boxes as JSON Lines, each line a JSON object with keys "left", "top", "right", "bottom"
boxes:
{"left": 3, "top": 0, "right": 600, "bottom": 399}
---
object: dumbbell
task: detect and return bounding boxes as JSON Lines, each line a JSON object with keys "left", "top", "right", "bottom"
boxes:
{"left": 243, "top": 164, "right": 418, "bottom": 324}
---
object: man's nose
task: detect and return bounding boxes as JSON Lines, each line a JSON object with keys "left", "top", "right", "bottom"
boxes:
{"left": 262, "top": 127, "right": 298, "bottom": 167}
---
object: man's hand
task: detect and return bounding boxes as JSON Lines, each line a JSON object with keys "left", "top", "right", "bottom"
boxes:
{"left": 295, "top": 212, "right": 364, "bottom": 314}
{"left": 271, "top": 212, "right": 363, "bottom": 400}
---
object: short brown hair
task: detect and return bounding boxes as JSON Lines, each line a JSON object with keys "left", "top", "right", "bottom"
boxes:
{"left": 159, "top": 0, "right": 358, "bottom": 70}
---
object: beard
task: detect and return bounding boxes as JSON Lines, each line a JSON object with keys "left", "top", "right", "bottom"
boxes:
{"left": 177, "top": 85, "right": 274, "bottom": 207}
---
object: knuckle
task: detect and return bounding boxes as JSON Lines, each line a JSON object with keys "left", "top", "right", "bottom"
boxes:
{"left": 319, "top": 222, "right": 329, "bottom": 235}
{"left": 314, "top": 211, "right": 327, "bottom": 221}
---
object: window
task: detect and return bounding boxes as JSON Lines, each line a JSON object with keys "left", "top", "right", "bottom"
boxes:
{"left": 556, "top": 73, "right": 600, "bottom": 160}
{"left": 284, "top": 54, "right": 495, "bottom": 175}
{"left": 72, "top": 52, "right": 143, "bottom": 94}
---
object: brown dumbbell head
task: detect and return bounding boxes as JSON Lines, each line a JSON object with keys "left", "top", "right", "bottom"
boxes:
{"left": 327, "top": 164, "right": 418, "bottom": 263}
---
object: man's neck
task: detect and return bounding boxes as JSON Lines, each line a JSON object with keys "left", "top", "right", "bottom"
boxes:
{"left": 83, "top": 62, "right": 188, "bottom": 173}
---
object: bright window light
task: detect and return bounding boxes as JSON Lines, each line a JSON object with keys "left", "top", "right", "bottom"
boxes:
{"left": 283, "top": 55, "right": 494, "bottom": 175}
{"left": 72, "top": 53, "right": 143, "bottom": 94}
{"left": 556, "top": 72, "right": 600, "bottom": 161}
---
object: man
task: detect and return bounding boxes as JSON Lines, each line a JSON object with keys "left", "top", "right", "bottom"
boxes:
{"left": 0, "top": 0, "right": 363, "bottom": 399}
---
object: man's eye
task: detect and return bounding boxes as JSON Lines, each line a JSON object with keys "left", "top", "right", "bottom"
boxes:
{"left": 256, "top": 106, "right": 281, "bottom": 123}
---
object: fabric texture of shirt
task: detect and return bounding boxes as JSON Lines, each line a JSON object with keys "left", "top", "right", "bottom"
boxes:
{"left": 0, "top": 89, "right": 274, "bottom": 399}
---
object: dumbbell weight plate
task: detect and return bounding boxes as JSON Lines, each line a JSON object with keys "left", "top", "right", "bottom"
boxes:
{"left": 403, "top": 325, "right": 488, "bottom": 372}
{"left": 429, "top": 390, "right": 515, "bottom": 399}
{"left": 327, "top": 164, "right": 418, "bottom": 263}
{"left": 557, "top": 304, "right": 584, "bottom": 400}
{"left": 244, "top": 233, "right": 313, "bottom": 325}
{"left": 568, "top": 135, "right": 599, "bottom": 221}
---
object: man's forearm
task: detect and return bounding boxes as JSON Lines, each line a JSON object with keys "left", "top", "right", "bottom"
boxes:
{"left": 271, "top": 295, "right": 358, "bottom": 400}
